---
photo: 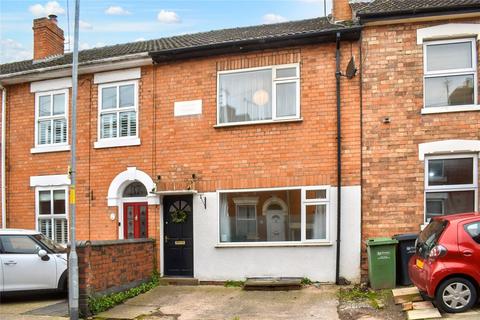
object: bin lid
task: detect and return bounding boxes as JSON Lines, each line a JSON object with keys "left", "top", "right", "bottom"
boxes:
{"left": 366, "top": 237, "right": 398, "bottom": 246}
{"left": 392, "top": 233, "right": 418, "bottom": 241}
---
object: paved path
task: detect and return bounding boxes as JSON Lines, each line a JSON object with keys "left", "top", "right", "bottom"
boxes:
{"left": 97, "top": 284, "right": 340, "bottom": 320}
{"left": 0, "top": 292, "right": 68, "bottom": 320}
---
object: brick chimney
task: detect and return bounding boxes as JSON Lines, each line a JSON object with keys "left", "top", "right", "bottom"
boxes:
{"left": 33, "top": 14, "right": 64, "bottom": 61}
{"left": 332, "top": 0, "right": 353, "bottom": 21}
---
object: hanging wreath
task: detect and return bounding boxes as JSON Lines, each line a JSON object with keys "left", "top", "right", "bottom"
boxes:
{"left": 171, "top": 209, "right": 188, "bottom": 224}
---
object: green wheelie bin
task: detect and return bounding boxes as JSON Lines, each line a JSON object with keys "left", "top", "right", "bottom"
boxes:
{"left": 366, "top": 237, "right": 399, "bottom": 289}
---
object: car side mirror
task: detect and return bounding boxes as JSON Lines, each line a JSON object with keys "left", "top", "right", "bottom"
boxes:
{"left": 38, "top": 249, "right": 50, "bottom": 261}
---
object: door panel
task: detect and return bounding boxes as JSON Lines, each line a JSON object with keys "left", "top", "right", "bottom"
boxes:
{"left": 163, "top": 195, "right": 194, "bottom": 277}
{"left": 123, "top": 202, "right": 148, "bottom": 239}
{"left": 0, "top": 235, "right": 57, "bottom": 291}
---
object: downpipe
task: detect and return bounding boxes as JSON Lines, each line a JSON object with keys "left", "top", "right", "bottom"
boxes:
{"left": 335, "top": 32, "right": 342, "bottom": 285}
{"left": 0, "top": 84, "right": 6, "bottom": 229}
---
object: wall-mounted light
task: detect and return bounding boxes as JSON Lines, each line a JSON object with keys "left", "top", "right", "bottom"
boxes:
{"left": 199, "top": 194, "right": 207, "bottom": 210}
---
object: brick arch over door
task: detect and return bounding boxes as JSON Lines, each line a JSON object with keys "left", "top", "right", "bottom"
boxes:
{"left": 107, "top": 167, "right": 159, "bottom": 206}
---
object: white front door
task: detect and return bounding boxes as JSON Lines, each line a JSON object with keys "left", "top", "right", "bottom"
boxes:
{"left": 0, "top": 235, "right": 57, "bottom": 291}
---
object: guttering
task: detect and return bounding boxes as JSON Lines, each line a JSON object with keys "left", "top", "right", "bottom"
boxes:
{"left": 0, "top": 85, "right": 5, "bottom": 229}
{"left": 0, "top": 52, "right": 151, "bottom": 85}
{"left": 358, "top": 6, "right": 480, "bottom": 24}
{"left": 150, "top": 27, "right": 361, "bottom": 63}
{"left": 335, "top": 31, "right": 342, "bottom": 285}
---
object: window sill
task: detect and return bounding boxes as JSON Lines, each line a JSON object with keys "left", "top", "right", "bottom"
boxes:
{"left": 421, "top": 105, "right": 480, "bottom": 115}
{"left": 31, "top": 145, "right": 70, "bottom": 154}
{"left": 215, "top": 241, "right": 332, "bottom": 248}
{"left": 94, "top": 137, "right": 140, "bottom": 149}
{"left": 214, "top": 118, "right": 303, "bottom": 128}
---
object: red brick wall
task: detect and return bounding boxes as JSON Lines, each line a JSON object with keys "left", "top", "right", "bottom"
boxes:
{"left": 33, "top": 17, "right": 64, "bottom": 60}
{"left": 76, "top": 239, "right": 155, "bottom": 315}
{"left": 4, "top": 43, "right": 361, "bottom": 261}
{"left": 361, "top": 18, "right": 480, "bottom": 278}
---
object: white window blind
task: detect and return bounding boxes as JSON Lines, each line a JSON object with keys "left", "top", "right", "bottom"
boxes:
{"left": 98, "top": 81, "right": 138, "bottom": 140}
{"left": 36, "top": 90, "right": 68, "bottom": 146}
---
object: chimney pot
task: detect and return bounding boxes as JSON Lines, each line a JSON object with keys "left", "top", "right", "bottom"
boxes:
{"left": 48, "top": 14, "right": 58, "bottom": 24}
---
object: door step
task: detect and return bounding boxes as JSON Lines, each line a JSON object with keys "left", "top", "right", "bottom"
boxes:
{"left": 160, "top": 277, "right": 199, "bottom": 286}
{"left": 244, "top": 277, "right": 303, "bottom": 291}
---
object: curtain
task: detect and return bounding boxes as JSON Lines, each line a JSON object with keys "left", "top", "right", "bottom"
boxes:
{"left": 219, "top": 69, "right": 272, "bottom": 123}
{"left": 219, "top": 193, "right": 231, "bottom": 242}
{"left": 312, "top": 204, "right": 326, "bottom": 240}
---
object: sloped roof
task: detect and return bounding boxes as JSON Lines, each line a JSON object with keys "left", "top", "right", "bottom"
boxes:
{"left": 357, "top": 0, "right": 480, "bottom": 19}
{"left": 0, "top": 17, "right": 359, "bottom": 77}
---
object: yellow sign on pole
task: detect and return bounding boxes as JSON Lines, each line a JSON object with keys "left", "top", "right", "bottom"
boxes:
{"left": 70, "top": 185, "right": 76, "bottom": 204}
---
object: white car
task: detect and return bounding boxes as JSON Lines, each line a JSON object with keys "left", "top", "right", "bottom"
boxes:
{"left": 0, "top": 229, "right": 68, "bottom": 293}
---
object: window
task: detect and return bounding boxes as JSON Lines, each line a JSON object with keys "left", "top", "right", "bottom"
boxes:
{"left": 97, "top": 81, "right": 138, "bottom": 142}
{"left": 36, "top": 187, "right": 68, "bottom": 244}
{"left": 0, "top": 236, "right": 42, "bottom": 254}
{"left": 425, "top": 155, "right": 477, "bottom": 221}
{"left": 35, "top": 89, "right": 68, "bottom": 147}
{"left": 217, "top": 64, "right": 300, "bottom": 125}
{"left": 465, "top": 221, "right": 480, "bottom": 244}
{"left": 123, "top": 181, "right": 148, "bottom": 197}
{"left": 218, "top": 186, "right": 329, "bottom": 244}
{"left": 424, "top": 38, "right": 477, "bottom": 109}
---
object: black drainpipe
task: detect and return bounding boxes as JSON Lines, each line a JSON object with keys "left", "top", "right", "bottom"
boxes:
{"left": 335, "top": 31, "right": 342, "bottom": 285}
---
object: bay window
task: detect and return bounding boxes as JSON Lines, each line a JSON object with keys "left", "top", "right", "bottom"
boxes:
{"left": 219, "top": 186, "right": 329, "bottom": 244}
{"left": 217, "top": 64, "right": 300, "bottom": 125}
{"left": 35, "top": 89, "right": 68, "bottom": 148}
{"left": 423, "top": 38, "right": 477, "bottom": 109}
{"left": 36, "top": 187, "right": 68, "bottom": 244}
{"left": 425, "top": 155, "right": 477, "bottom": 221}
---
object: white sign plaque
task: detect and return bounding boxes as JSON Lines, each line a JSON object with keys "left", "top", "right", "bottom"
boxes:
{"left": 174, "top": 99, "right": 202, "bottom": 117}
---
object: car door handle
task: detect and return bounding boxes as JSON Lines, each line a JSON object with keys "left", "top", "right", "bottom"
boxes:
{"left": 462, "top": 250, "right": 473, "bottom": 257}
{"left": 4, "top": 261, "right": 17, "bottom": 265}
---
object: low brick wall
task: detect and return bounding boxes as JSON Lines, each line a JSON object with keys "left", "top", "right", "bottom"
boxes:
{"left": 75, "top": 239, "right": 156, "bottom": 315}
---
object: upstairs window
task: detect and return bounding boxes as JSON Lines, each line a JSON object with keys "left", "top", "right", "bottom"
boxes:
{"left": 217, "top": 64, "right": 300, "bottom": 125}
{"left": 98, "top": 81, "right": 138, "bottom": 140}
{"left": 35, "top": 90, "right": 68, "bottom": 147}
{"left": 424, "top": 38, "right": 477, "bottom": 109}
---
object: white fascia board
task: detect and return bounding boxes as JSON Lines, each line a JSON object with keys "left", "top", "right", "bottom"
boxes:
{"left": 417, "top": 23, "right": 480, "bottom": 44}
{"left": 418, "top": 139, "right": 480, "bottom": 160}
{"left": 93, "top": 67, "right": 141, "bottom": 84}
{"left": 30, "top": 77, "right": 72, "bottom": 93}
{"left": 30, "top": 174, "right": 71, "bottom": 187}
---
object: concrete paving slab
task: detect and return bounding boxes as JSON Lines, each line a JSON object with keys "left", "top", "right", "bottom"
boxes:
{"left": 97, "top": 284, "right": 339, "bottom": 320}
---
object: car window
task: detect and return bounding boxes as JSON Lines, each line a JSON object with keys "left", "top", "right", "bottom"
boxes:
{"left": 32, "top": 233, "right": 66, "bottom": 253}
{"left": 465, "top": 221, "right": 480, "bottom": 244}
{"left": 0, "top": 235, "right": 42, "bottom": 254}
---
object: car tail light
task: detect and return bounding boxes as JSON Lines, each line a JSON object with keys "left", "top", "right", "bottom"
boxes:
{"left": 428, "top": 244, "right": 447, "bottom": 260}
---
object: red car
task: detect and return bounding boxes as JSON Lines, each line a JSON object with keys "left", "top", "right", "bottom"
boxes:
{"left": 409, "top": 213, "right": 480, "bottom": 313}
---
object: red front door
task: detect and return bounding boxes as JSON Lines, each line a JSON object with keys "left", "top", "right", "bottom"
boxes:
{"left": 123, "top": 202, "right": 148, "bottom": 239}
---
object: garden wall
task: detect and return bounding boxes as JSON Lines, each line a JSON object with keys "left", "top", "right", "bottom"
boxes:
{"left": 75, "top": 239, "right": 156, "bottom": 315}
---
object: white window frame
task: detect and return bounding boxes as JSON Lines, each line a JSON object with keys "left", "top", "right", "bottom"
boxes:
{"left": 422, "top": 38, "right": 478, "bottom": 113}
{"left": 32, "top": 89, "right": 70, "bottom": 153}
{"left": 35, "top": 186, "right": 69, "bottom": 244}
{"left": 95, "top": 80, "right": 140, "bottom": 149}
{"left": 216, "top": 185, "right": 331, "bottom": 247}
{"left": 424, "top": 154, "right": 478, "bottom": 222}
{"left": 216, "top": 63, "right": 301, "bottom": 126}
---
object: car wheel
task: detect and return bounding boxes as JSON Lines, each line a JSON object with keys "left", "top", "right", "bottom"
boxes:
{"left": 435, "top": 277, "right": 477, "bottom": 313}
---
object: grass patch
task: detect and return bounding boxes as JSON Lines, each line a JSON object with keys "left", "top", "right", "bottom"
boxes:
{"left": 88, "top": 272, "right": 160, "bottom": 315}
{"left": 300, "top": 277, "right": 313, "bottom": 286}
{"left": 224, "top": 280, "right": 245, "bottom": 288}
{"left": 338, "top": 285, "right": 387, "bottom": 309}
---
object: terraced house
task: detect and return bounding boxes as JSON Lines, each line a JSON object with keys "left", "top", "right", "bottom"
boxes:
{"left": 0, "top": 5, "right": 362, "bottom": 282}
{"left": 1, "top": 0, "right": 479, "bottom": 283}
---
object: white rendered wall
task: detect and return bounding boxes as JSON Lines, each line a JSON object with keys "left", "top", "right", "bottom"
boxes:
{"left": 190, "top": 186, "right": 361, "bottom": 283}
